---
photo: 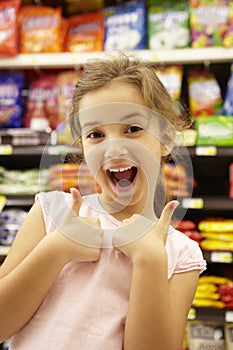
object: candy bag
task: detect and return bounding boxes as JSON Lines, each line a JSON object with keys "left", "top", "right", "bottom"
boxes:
{"left": 104, "top": 0, "right": 146, "bottom": 50}
{"left": 148, "top": 0, "right": 190, "bottom": 49}
{"left": 19, "top": 6, "right": 63, "bottom": 53}
{"left": 189, "top": 0, "right": 230, "bottom": 47}
{"left": 0, "top": 0, "right": 21, "bottom": 56}
{"left": 65, "top": 11, "right": 104, "bottom": 52}
{"left": 188, "top": 69, "right": 222, "bottom": 116}
{"left": 0, "top": 72, "right": 24, "bottom": 128}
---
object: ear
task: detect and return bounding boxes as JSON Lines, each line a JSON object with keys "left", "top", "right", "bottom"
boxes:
{"left": 161, "top": 143, "right": 170, "bottom": 157}
{"left": 77, "top": 137, "right": 83, "bottom": 148}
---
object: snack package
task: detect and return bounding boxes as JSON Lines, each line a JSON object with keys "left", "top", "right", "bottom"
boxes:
{"left": 0, "top": 72, "right": 24, "bottom": 128}
{"left": 198, "top": 218, "right": 233, "bottom": 232}
{"left": 25, "top": 75, "right": 59, "bottom": 130}
{"left": 188, "top": 69, "right": 222, "bottom": 117}
{"left": 195, "top": 116, "right": 233, "bottom": 146}
{"left": 187, "top": 321, "right": 225, "bottom": 350}
{"left": 57, "top": 70, "right": 82, "bottom": 122}
{"left": 223, "top": 1, "right": 233, "bottom": 47}
{"left": 18, "top": 6, "right": 63, "bottom": 53}
{"left": 104, "top": 0, "right": 146, "bottom": 50}
{"left": 48, "top": 163, "right": 97, "bottom": 194}
{"left": 154, "top": 65, "right": 183, "bottom": 100}
{"left": 148, "top": 0, "right": 190, "bottom": 49}
{"left": 65, "top": 11, "right": 104, "bottom": 52}
{"left": 56, "top": 70, "right": 82, "bottom": 144}
{"left": 0, "top": 0, "right": 21, "bottom": 56}
{"left": 223, "top": 63, "right": 233, "bottom": 115}
{"left": 230, "top": 163, "right": 233, "bottom": 199}
{"left": 225, "top": 323, "right": 233, "bottom": 350}
{"left": 163, "top": 162, "right": 193, "bottom": 198}
{"left": 189, "top": 0, "right": 231, "bottom": 47}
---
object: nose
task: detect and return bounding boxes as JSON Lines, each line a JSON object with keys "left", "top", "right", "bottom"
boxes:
{"left": 104, "top": 139, "right": 128, "bottom": 159}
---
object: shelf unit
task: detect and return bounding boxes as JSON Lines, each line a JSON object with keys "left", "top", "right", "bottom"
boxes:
{"left": 0, "top": 48, "right": 233, "bottom": 344}
{"left": 0, "top": 47, "right": 232, "bottom": 69}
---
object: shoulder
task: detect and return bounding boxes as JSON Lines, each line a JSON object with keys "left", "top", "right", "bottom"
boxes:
{"left": 166, "top": 226, "right": 206, "bottom": 279}
{"left": 35, "top": 191, "right": 102, "bottom": 233}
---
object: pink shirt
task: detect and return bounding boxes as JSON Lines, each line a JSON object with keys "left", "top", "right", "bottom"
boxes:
{"left": 10, "top": 191, "right": 206, "bottom": 350}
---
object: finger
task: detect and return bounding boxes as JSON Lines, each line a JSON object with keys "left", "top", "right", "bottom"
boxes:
{"left": 158, "top": 200, "right": 179, "bottom": 229}
{"left": 70, "top": 187, "right": 82, "bottom": 216}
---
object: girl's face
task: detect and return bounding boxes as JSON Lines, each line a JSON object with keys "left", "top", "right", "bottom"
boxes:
{"left": 78, "top": 82, "right": 169, "bottom": 216}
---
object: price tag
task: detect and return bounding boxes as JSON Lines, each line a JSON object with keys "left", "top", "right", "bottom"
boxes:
{"left": 31, "top": 56, "right": 39, "bottom": 64}
{"left": 150, "top": 53, "right": 159, "bottom": 61}
{"left": 211, "top": 252, "right": 233, "bottom": 263}
{"left": 196, "top": 146, "right": 217, "bottom": 156}
{"left": 225, "top": 311, "right": 233, "bottom": 323}
{"left": 182, "top": 198, "right": 204, "bottom": 209}
{"left": 188, "top": 308, "right": 196, "bottom": 320}
{"left": 0, "top": 145, "right": 13, "bottom": 155}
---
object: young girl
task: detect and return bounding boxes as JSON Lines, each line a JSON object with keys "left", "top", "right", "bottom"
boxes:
{"left": 0, "top": 54, "right": 206, "bottom": 350}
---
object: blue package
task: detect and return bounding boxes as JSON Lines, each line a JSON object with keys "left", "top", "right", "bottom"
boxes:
{"left": 104, "top": 0, "right": 146, "bottom": 50}
{"left": 223, "top": 63, "right": 233, "bottom": 116}
{"left": 0, "top": 72, "right": 24, "bottom": 128}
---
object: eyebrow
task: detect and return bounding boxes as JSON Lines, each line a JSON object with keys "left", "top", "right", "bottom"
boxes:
{"left": 81, "top": 113, "right": 149, "bottom": 130}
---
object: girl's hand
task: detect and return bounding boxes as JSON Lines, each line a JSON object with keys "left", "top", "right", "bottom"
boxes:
{"left": 113, "top": 201, "right": 179, "bottom": 262}
{"left": 52, "top": 188, "right": 103, "bottom": 263}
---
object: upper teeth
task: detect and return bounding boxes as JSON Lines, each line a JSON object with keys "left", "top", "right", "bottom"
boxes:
{"left": 109, "top": 166, "right": 132, "bottom": 172}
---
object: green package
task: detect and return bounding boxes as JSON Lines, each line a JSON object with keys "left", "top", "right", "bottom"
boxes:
{"left": 196, "top": 116, "right": 233, "bottom": 146}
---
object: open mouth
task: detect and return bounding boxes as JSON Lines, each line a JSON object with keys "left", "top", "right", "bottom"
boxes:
{"left": 106, "top": 166, "right": 138, "bottom": 188}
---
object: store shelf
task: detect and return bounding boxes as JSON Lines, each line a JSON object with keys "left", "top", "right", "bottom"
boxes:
{"left": 188, "top": 307, "right": 233, "bottom": 323}
{"left": 0, "top": 48, "right": 233, "bottom": 69}
{"left": 5, "top": 195, "right": 35, "bottom": 207}
{"left": 181, "top": 197, "right": 233, "bottom": 211}
{"left": 203, "top": 251, "right": 233, "bottom": 264}
{"left": 188, "top": 146, "right": 233, "bottom": 157}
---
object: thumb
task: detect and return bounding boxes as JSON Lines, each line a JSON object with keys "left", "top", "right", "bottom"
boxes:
{"left": 158, "top": 200, "right": 179, "bottom": 229}
{"left": 70, "top": 187, "right": 82, "bottom": 216}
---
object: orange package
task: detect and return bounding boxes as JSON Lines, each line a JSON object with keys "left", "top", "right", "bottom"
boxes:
{"left": 18, "top": 6, "right": 63, "bottom": 53}
{"left": 65, "top": 11, "right": 104, "bottom": 52}
{"left": 0, "top": 0, "right": 21, "bottom": 56}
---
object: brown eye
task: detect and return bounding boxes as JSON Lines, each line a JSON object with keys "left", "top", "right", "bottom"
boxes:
{"left": 87, "top": 131, "right": 104, "bottom": 139}
{"left": 125, "top": 125, "right": 143, "bottom": 134}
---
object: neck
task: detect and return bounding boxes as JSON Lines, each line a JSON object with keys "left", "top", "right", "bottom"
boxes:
{"left": 98, "top": 193, "right": 157, "bottom": 222}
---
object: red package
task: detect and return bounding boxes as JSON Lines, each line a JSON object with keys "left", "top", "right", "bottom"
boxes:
{"left": 65, "top": 11, "right": 104, "bottom": 52}
{"left": 25, "top": 75, "right": 59, "bottom": 130}
{"left": 0, "top": 0, "right": 21, "bottom": 56}
{"left": 19, "top": 6, "right": 63, "bottom": 53}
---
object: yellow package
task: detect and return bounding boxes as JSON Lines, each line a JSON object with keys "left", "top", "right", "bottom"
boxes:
{"left": 198, "top": 219, "right": 233, "bottom": 233}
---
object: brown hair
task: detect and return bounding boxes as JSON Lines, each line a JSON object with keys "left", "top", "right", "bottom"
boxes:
{"left": 69, "top": 53, "right": 191, "bottom": 138}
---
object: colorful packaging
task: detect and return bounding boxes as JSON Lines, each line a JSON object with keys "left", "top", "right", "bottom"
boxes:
{"left": 223, "top": 1, "right": 233, "bottom": 47}
{"left": 195, "top": 116, "right": 233, "bottom": 146}
{"left": 225, "top": 323, "right": 233, "bottom": 349}
{"left": 0, "top": 0, "right": 21, "bottom": 56}
{"left": 19, "top": 6, "right": 63, "bottom": 53}
{"left": 148, "top": 1, "right": 190, "bottom": 49}
{"left": 187, "top": 321, "right": 225, "bottom": 350}
{"left": 154, "top": 65, "right": 183, "bottom": 100}
{"left": 0, "top": 72, "right": 24, "bottom": 128}
{"left": 104, "top": 0, "right": 146, "bottom": 50}
{"left": 188, "top": 69, "right": 222, "bottom": 117}
{"left": 189, "top": 0, "right": 231, "bottom": 47}
{"left": 223, "top": 63, "right": 233, "bottom": 115}
{"left": 230, "top": 163, "right": 233, "bottom": 199}
{"left": 198, "top": 218, "right": 233, "bottom": 233}
{"left": 65, "top": 11, "right": 104, "bottom": 52}
{"left": 25, "top": 75, "right": 59, "bottom": 130}
{"left": 55, "top": 70, "right": 82, "bottom": 144}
